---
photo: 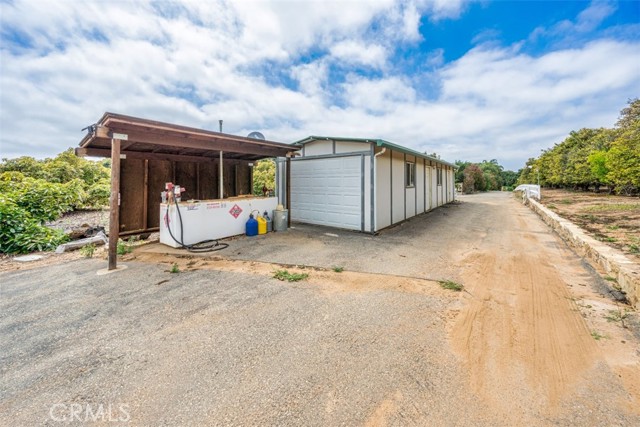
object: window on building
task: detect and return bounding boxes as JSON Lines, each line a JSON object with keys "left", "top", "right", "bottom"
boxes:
{"left": 405, "top": 162, "right": 415, "bottom": 188}
{"left": 437, "top": 167, "right": 443, "bottom": 186}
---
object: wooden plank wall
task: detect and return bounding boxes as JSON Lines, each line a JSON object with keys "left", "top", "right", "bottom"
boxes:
{"left": 119, "top": 159, "right": 252, "bottom": 234}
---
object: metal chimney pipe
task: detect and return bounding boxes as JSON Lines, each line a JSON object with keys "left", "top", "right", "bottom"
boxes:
{"left": 219, "top": 119, "right": 224, "bottom": 199}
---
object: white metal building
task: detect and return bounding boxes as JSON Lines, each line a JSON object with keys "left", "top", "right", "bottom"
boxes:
{"left": 276, "top": 136, "right": 456, "bottom": 233}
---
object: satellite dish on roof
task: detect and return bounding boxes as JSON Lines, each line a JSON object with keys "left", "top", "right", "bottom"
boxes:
{"left": 247, "top": 131, "right": 265, "bottom": 140}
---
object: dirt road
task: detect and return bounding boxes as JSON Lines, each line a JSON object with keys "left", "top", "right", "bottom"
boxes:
{"left": 448, "top": 193, "right": 639, "bottom": 425}
{"left": 1, "top": 192, "right": 638, "bottom": 425}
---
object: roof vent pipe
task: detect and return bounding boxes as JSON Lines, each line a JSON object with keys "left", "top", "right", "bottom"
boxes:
{"left": 219, "top": 119, "right": 224, "bottom": 199}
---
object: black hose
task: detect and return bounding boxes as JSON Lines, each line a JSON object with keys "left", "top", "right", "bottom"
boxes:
{"left": 164, "top": 197, "right": 229, "bottom": 253}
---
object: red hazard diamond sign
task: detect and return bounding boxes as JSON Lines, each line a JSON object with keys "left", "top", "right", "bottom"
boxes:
{"left": 229, "top": 204, "right": 243, "bottom": 219}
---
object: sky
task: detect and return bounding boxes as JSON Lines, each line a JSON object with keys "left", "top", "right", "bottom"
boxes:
{"left": 0, "top": 0, "right": 638, "bottom": 171}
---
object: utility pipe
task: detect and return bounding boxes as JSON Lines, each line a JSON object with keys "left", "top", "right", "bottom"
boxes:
{"left": 219, "top": 120, "right": 224, "bottom": 199}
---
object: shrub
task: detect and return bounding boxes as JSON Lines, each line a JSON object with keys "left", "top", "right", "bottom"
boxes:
{"left": 80, "top": 244, "right": 96, "bottom": 258}
{"left": 3, "top": 177, "right": 84, "bottom": 222}
{"left": 85, "top": 179, "right": 111, "bottom": 208}
{"left": 117, "top": 239, "right": 133, "bottom": 255}
{"left": 0, "top": 197, "right": 69, "bottom": 254}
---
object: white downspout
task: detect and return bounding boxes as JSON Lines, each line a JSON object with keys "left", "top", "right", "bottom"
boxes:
{"left": 373, "top": 148, "right": 386, "bottom": 232}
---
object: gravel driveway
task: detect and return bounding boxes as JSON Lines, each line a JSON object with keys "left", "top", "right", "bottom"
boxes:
{"left": 1, "top": 192, "right": 638, "bottom": 426}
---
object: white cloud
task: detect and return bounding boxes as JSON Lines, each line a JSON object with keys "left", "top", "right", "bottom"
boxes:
{"left": 290, "top": 60, "right": 329, "bottom": 97}
{"left": 343, "top": 76, "right": 416, "bottom": 113}
{"left": 0, "top": 0, "right": 638, "bottom": 172}
{"left": 572, "top": 0, "right": 617, "bottom": 32}
{"left": 425, "top": 0, "right": 468, "bottom": 21}
{"left": 529, "top": 0, "right": 618, "bottom": 44}
{"left": 329, "top": 40, "right": 388, "bottom": 67}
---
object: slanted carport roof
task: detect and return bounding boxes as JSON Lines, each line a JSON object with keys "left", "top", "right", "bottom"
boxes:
{"left": 76, "top": 112, "right": 298, "bottom": 272}
{"left": 77, "top": 112, "right": 298, "bottom": 162}
{"left": 293, "top": 135, "right": 457, "bottom": 168}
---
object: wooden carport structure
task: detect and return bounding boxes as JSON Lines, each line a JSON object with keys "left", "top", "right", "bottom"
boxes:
{"left": 77, "top": 112, "right": 298, "bottom": 270}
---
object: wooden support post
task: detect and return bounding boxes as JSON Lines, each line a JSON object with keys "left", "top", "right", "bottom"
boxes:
{"left": 108, "top": 138, "right": 121, "bottom": 270}
{"left": 196, "top": 163, "right": 200, "bottom": 199}
{"left": 249, "top": 163, "right": 254, "bottom": 196}
{"left": 219, "top": 151, "right": 224, "bottom": 199}
{"left": 286, "top": 154, "right": 291, "bottom": 227}
{"left": 142, "top": 159, "right": 149, "bottom": 230}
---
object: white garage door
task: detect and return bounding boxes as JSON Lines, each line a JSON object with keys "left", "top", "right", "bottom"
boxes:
{"left": 291, "top": 156, "right": 362, "bottom": 230}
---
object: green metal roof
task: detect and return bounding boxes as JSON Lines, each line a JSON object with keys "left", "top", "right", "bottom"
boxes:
{"left": 292, "top": 136, "right": 456, "bottom": 168}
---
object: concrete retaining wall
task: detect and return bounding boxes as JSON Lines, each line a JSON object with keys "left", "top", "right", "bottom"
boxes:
{"left": 527, "top": 198, "right": 639, "bottom": 309}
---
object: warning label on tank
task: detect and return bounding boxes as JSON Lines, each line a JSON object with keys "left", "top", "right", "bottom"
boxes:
{"left": 229, "top": 204, "right": 243, "bottom": 219}
{"left": 206, "top": 202, "right": 222, "bottom": 209}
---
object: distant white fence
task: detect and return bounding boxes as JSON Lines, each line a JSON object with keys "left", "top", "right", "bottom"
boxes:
{"left": 514, "top": 184, "right": 541, "bottom": 201}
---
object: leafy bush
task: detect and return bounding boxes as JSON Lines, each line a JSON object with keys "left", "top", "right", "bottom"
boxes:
{"left": 85, "top": 179, "right": 111, "bottom": 208}
{"left": 0, "top": 197, "right": 69, "bottom": 254}
{"left": 252, "top": 159, "right": 275, "bottom": 195}
{"left": 1, "top": 148, "right": 111, "bottom": 208}
{"left": 0, "top": 174, "right": 84, "bottom": 222}
{"left": 117, "top": 239, "right": 133, "bottom": 255}
{"left": 0, "top": 149, "right": 111, "bottom": 254}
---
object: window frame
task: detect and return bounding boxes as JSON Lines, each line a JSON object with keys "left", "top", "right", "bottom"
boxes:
{"left": 405, "top": 161, "right": 416, "bottom": 188}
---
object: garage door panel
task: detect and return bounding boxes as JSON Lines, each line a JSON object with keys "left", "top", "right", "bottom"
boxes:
{"left": 291, "top": 156, "right": 362, "bottom": 230}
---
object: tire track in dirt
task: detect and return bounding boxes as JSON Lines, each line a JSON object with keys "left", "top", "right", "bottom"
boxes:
{"left": 449, "top": 195, "right": 619, "bottom": 423}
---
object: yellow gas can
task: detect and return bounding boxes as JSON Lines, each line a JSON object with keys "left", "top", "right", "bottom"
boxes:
{"left": 257, "top": 216, "right": 267, "bottom": 235}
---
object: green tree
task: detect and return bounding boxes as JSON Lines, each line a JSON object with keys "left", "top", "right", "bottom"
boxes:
{"left": 454, "top": 160, "right": 470, "bottom": 183}
{"left": 252, "top": 159, "right": 276, "bottom": 195}
{"left": 0, "top": 156, "right": 46, "bottom": 179}
{"left": 478, "top": 159, "right": 504, "bottom": 190}
{"left": 462, "top": 164, "right": 485, "bottom": 193}
{"left": 501, "top": 170, "right": 519, "bottom": 189}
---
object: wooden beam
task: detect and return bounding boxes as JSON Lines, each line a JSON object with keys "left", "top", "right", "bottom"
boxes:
{"left": 108, "top": 138, "right": 121, "bottom": 270}
{"left": 142, "top": 159, "right": 149, "bottom": 230}
{"left": 106, "top": 125, "right": 292, "bottom": 158}
{"left": 76, "top": 147, "right": 215, "bottom": 163}
{"left": 103, "top": 117, "right": 292, "bottom": 150}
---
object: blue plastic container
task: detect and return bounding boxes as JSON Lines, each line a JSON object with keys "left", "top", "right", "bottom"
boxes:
{"left": 246, "top": 214, "right": 258, "bottom": 236}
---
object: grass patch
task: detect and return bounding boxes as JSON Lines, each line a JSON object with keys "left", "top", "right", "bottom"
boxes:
{"left": 559, "top": 199, "right": 574, "bottom": 204}
{"left": 591, "top": 331, "right": 607, "bottom": 341}
{"left": 332, "top": 266, "right": 344, "bottom": 273}
{"left": 603, "top": 275, "right": 617, "bottom": 282}
{"left": 604, "top": 309, "right": 630, "bottom": 324}
{"left": 170, "top": 263, "right": 180, "bottom": 274}
{"left": 579, "top": 214, "right": 598, "bottom": 223}
{"left": 629, "top": 244, "right": 640, "bottom": 254}
{"left": 273, "top": 269, "right": 309, "bottom": 282}
{"left": 438, "top": 280, "right": 464, "bottom": 292}
{"left": 79, "top": 243, "right": 96, "bottom": 258}
{"left": 583, "top": 203, "right": 640, "bottom": 212}
{"left": 116, "top": 239, "right": 133, "bottom": 255}
{"left": 547, "top": 204, "right": 557, "bottom": 209}
{"left": 598, "top": 235, "right": 617, "bottom": 243}
{"left": 606, "top": 225, "right": 620, "bottom": 230}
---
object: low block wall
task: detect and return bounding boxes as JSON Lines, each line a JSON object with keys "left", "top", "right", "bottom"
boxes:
{"left": 527, "top": 198, "right": 639, "bottom": 309}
